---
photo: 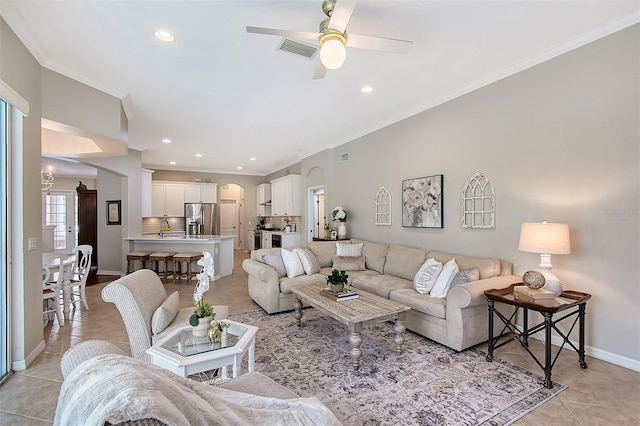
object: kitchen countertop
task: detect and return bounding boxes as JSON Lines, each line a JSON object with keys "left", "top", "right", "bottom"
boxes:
{"left": 259, "top": 231, "right": 300, "bottom": 235}
{"left": 125, "top": 235, "right": 235, "bottom": 242}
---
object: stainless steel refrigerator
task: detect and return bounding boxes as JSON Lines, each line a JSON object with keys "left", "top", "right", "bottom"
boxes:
{"left": 184, "top": 203, "right": 219, "bottom": 236}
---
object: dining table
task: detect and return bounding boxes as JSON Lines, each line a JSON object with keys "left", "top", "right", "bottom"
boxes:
{"left": 43, "top": 253, "right": 76, "bottom": 325}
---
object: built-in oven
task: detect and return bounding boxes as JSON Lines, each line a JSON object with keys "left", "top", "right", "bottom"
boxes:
{"left": 272, "top": 233, "right": 282, "bottom": 248}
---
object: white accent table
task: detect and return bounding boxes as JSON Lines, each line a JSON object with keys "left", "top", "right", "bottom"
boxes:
{"left": 146, "top": 320, "right": 257, "bottom": 380}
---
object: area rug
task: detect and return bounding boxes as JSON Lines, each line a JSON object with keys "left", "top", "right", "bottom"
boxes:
{"left": 229, "top": 309, "right": 566, "bottom": 426}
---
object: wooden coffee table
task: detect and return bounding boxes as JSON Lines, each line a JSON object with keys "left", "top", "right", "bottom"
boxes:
{"left": 291, "top": 283, "right": 411, "bottom": 370}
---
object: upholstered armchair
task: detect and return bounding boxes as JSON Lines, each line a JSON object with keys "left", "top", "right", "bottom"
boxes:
{"left": 101, "top": 269, "right": 228, "bottom": 362}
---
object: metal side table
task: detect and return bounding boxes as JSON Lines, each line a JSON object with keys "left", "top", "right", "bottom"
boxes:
{"left": 484, "top": 284, "right": 591, "bottom": 389}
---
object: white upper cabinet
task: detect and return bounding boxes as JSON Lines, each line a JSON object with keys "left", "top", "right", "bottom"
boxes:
{"left": 151, "top": 181, "right": 218, "bottom": 217}
{"left": 141, "top": 169, "right": 154, "bottom": 217}
{"left": 270, "top": 175, "right": 301, "bottom": 217}
{"left": 256, "top": 183, "right": 271, "bottom": 217}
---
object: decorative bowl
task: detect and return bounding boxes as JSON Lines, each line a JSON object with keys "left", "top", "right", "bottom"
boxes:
{"left": 522, "top": 270, "right": 546, "bottom": 289}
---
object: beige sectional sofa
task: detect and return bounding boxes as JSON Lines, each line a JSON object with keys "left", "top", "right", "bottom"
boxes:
{"left": 242, "top": 239, "right": 520, "bottom": 351}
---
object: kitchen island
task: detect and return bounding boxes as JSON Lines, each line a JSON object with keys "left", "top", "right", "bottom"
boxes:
{"left": 125, "top": 235, "right": 235, "bottom": 279}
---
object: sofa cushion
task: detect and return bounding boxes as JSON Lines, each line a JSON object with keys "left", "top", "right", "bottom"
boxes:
{"left": 336, "top": 242, "right": 364, "bottom": 257}
{"left": 351, "top": 239, "right": 389, "bottom": 274}
{"left": 307, "top": 241, "right": 340, "bottom": 267}
{"left": 263, "top": 253, "right": 287, "bottom": 278}
{"left": 413, "top": 258, "right": 442, "bottom": 294}
{"left": 451, "top": 267, "right": 480, "bottom": 286}
{"left": 151, "top": 291, "right": 179, "bottom": 335}
{"left": 351, "top": 275, "right": 413, "bottom": 298}
{"left": 428, "top": 250, "right": 501, "bottom": 279}
{"left": 332, "top": 255, "right": 365, "bottom": 271}
{"left": 280, "top": 273, "right": 327, "bottom": 294}
{"left": 389, "top": 289, "right": 447, "bottom": 319}
{"left": 430, "top": 258, "right": 459, "bottom": 298}
{"left": 297, "top": 247, "right": 321, "bottom": 275}
{"left": 384, "top": 245, "right": 428, "bottom": 281}
{"left": 281, "top": 248, "right": 305, "bottom": 278}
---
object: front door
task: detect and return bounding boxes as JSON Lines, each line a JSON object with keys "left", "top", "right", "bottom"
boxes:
{"left": 220, "top": 200, "right": 238, "bottom": 249}
{"left": 42, "top": 190, "right": 76, "bottom": 252}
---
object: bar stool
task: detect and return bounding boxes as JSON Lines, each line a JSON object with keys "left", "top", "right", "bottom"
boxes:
{"left": 173, "top": 253, "right": 201, "bottom": 283}
{"left": 149, "top": 252, "right": 176, "bottom": 280}
{"left": 126, "top": 252, "right": 151, "bottom": 274}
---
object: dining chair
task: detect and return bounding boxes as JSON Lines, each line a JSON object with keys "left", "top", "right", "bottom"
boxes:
{"left": 70, "top": 245, "right": 92, "bottom": 311}
{"left": 43, "top": 252, "right": 64, "bottom": 327}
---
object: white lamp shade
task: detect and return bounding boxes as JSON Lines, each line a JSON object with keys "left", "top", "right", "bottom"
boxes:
{"left": 320, "top": 38, "right": 346, "bottom": 70}
{"left": 518, "top": 222, "right": 571, "bottom": 254}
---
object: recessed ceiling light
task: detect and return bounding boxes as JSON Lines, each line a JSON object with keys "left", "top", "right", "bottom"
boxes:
{"left": 195, "top": 153, "right": 202, "bottom": 158}
{"left": 155, "top": 30, "right": 175, "bottom": 43}
{"left": 236, "top": 166, "right": 243, "bottom": 170}
{"left": 361, "top": 85, "right": 373, "bottom": 93}
{"left": 249, "top": 157, "right": 256, "bottom": 161}
{"left": 169, "top": 161, "right": 176, "bottom": 165}
{"left": 162, "top": 138, "right": 171, "bottom": 144}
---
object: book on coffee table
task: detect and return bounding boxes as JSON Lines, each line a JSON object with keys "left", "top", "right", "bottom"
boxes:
{"left": 320, "top": 288, "right": 359, "bottom": 301}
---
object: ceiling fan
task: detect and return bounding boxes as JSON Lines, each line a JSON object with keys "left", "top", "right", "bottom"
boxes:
{"left": 246, "top": 0, "right": 413, "bottom": 79}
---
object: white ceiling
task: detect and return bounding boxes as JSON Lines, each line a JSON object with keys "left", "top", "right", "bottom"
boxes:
{"left": 2, "top": 1, "right": 639, "bottom": 177}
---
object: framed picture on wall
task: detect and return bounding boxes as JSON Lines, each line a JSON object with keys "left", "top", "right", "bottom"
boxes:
{"left": 106, "top": 200, "right": 121, "bottom": 225}
{"left": 402, "top": 174, "right": 443, "bottom": 228}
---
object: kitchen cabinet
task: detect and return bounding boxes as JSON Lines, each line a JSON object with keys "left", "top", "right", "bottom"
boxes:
{"left": 152, "top": 183, "right": 185, "bottom": 217}
{"left": 270, "top": 175, "right": 301, "bottom": 217}
{"left": 185, "top": 183, "right": 218, "bottom": 203}
{"left": 262, "top": 232, "right": 272, "bottom": 249}
{"left": 280, "top": 232, "right": 301, "bottom": 248}
{"left": 141, "top": 169, "right": 154, "bottom": 217}
{"left": 256, "top": 183, "right": 271, "bottom": 217}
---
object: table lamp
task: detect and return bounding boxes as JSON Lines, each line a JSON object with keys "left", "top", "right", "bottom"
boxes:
{"left": 518, "top": 221, "right": 571, "bottom": 296}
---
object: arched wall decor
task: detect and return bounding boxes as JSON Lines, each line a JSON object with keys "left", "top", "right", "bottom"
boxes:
{"left": 462, "top": 173, "right": 495, "bottom": 229}
{"left": 375, "top": 186, "right": 392, "bottom": 226}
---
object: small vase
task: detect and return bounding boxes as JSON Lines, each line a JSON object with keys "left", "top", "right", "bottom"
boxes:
{"left": 192, "top": 315, "right": 214, "bottom": 338}
{"left": 338, "top": 223, "right": 347, "bottom": 239}
{"left": 330, "top": 283, "right": 345, "bottom": 293}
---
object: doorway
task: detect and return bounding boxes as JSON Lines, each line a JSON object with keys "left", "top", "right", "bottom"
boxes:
{"left": 220, "top": 200, "right": 239, "bottom": 248}
{"left": 307, "top": 186, "right": 325, "bottom": 242}
{"left": 42, "top": 190, "right": 77, "bottom": 251}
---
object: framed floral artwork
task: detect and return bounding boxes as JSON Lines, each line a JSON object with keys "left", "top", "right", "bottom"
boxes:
{"left": 402, "top": 175, "right": 443, "bottom": 228}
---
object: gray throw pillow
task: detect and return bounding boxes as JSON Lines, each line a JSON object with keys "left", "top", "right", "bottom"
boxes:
{"left": 297, "top": 247, "right": 321, "bottom": 275}
{"left": 263, "top": 253, "right": 287, "bottom": 278}
{"left": 450, "top": 268, "right": 480, "bottom": 286}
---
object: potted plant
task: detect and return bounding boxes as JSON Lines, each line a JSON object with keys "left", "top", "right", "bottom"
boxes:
{"left": 326, "top": 269, "right": 349, "bottom": 293}
{"left": 331, "top": 206, "right": 348, "bottom": 239}
{"left": 189, "top": 252, "right": 217, "bottom": 337}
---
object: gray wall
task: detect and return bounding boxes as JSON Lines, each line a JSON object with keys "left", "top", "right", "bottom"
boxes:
{"left": 0, "top": 17, "right": 45, "bottom": 368}
{"left": 96, "top": 169, "right": 123, "bottom": 273}
{"left": 298, "top": 25, "right": 639, "bottom": 365}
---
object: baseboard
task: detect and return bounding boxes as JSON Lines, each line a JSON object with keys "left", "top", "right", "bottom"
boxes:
{"left": 516, "top": 317, "right": 640, "bottom": 372}
{"left": 12, "top": 339, "right": 46, "bottom": 371}
{"left": 97, "top": 270, "right": 122, "bottom": 276}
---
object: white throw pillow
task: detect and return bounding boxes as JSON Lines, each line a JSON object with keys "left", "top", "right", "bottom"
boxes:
{"left": 297, "top": 247, "right": 321, "bottom": 275}
{"left": 336, "top": 242, "right": 364, "bottom": 257}
{"left": 151, "top": 291, "right": 179, "bottom": 335}
{"left": 281, "top": 248, "right": 305, "bottom": 278}
{"left": 413, "top": 258, "right": 442, "bottom": 294}
{"left": 430, "top": 258, "right": 460, "bottom": 298}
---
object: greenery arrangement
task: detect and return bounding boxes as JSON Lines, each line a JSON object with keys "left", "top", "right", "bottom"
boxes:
{"left": 189, "top": 251, "right": 216, "bottom": 326}
{"left": 326, "top": 269, "right": 349, "bottom": 286}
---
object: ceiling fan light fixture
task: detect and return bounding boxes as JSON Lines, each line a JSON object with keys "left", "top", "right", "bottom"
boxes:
{"left": 320, "top": 34, "right": 346, "bottom": 70}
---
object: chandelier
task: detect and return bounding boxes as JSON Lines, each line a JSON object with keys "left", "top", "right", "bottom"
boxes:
{"left": 41, "top": 168, "right": 54, "bottom": 193}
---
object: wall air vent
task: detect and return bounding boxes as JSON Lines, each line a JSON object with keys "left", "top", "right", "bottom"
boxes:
{"left": 278, "top": 38, "right": 318, "bottom": 59}
{"left": 341, "top": 153, "right": 349, "bottom": 162}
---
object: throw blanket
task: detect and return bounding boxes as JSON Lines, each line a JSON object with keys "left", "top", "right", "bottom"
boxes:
{"left": 54, "top": 354, "right": 342, "bottom": 426}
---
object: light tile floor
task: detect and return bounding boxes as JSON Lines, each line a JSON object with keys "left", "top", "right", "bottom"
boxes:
{"left": 1, "top": 250, "right": 638, "bottom": 425}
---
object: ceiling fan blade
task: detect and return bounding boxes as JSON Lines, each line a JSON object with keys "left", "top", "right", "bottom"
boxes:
{"left": 313, "top": 57, "right": 326, "bottom": 80}
{"left": 328, "top": 0, "right": 358, "bottom": 34}
{"left": 346, "top": 34, "right": 413, "bottom": 54}
{"left": 246, "top": 26, "right": 321, "bottom": 42}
